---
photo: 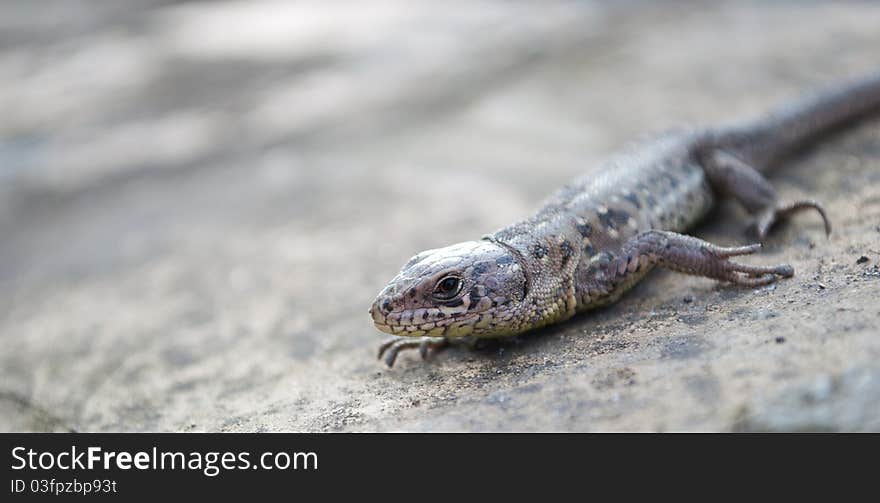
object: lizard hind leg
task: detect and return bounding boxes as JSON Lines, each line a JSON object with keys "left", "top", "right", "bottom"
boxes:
{"left": 702, "top": 149, "right": 832, "bottom": 240}
{"left": 616, "top": 230, "right": 794, "bottom": 288}
{"left": 754, "top": 199, "right": 831, "bottom": 241}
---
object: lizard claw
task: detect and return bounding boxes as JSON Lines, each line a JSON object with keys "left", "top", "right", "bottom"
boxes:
{"left": 754, "top": 199, "right": 831, "bottom": 241}
{"left": 714, "top": 242, "right": 763, "bottom": 259}
{"left": 377, "top": 336, "right": 448, "bottom": 367}
{"left": 708, "top": 242, "right": 793, "bottom": 286}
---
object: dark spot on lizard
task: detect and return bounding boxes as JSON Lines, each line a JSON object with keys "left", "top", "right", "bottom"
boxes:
{"left": 584, "top": 244, "right": 595, "bottom": 256}
{"left": 576, "top": 222, "right": 593, "bottom": 237}
{"left": 599, "top": 208, "right": 630, "bottom": 230}
{"left": 560, "top": 240, "right": 574, "bottom": 266}
{"left": 496, "top": 256, "right": 514, "bottom": 266}
{"left": 473, "top": 262, "right": 490, "bottom": 274}
{"left": 623, "top": 192, "right": 642, "bottom": 209}
{"left": 532, "top": 243, "right": 548, "bottom": 259}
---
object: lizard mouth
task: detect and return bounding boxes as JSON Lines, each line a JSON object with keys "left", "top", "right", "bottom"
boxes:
{"left": 370, "top": 297, "right": 483, "bottom": 337}
{"left": 372, "top": 320, "right": 433, "bottom": 337}
{"left": 372, "top": 312, "right": 482, "bottom": 337}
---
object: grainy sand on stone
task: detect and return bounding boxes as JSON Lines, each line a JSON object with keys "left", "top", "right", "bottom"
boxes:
{"left": 1, "top": 0, "right": 879, "bottom": 432}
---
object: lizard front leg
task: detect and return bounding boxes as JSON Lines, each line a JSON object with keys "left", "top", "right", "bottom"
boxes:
{"left": 612, "top": 230, "right": 794, "bottom": 287}
{"left": 378, "top": 336, "right": 448, "bottom": 367}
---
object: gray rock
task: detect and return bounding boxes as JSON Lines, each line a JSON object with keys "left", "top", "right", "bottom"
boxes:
{"left": 734, "top": 368, "right": 880, "bottom": 432}
{"left": 1, "top": 0, "right": 879, "bottom": 432}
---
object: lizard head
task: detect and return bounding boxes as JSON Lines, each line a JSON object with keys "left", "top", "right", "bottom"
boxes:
{"left": 370, "top": 240, "right": 527, "bottom": 338}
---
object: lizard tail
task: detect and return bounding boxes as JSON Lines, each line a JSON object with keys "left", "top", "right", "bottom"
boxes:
{"left": 714, "top": 71, "right": 880, "bottom": 172}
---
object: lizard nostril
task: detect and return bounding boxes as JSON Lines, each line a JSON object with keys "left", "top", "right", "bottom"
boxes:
{"left": 381, "top": 299, "right": 392, "bottom": 314}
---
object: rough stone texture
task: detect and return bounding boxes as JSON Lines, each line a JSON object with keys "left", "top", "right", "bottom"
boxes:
{"left": 1, "top": 0, "right": 879, "bottom": 432}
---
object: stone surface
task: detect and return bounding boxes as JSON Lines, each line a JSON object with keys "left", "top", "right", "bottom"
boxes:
{"left": 1, "top": 0, "right": 879, "bottom": 432}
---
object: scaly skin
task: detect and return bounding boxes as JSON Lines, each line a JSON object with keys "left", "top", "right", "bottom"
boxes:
{"left": 370, "top": 72, "right": 880, "bottom": 366}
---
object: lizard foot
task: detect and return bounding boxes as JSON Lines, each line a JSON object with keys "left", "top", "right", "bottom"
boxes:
{"left": 711, "top": 242, "right": 794, "bottom": 287}
{"left": 753, "top": 199, "right": 832, "bottom": 241}
{"left": 377, "top": 336, "right": 448, "bottom": 367}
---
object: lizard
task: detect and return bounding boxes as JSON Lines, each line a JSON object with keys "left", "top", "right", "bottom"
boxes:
{"left": 369, "top": 72, "right": 880, "bottom": 367}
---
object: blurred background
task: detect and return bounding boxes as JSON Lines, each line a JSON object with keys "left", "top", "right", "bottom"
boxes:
{"left": 2, "top": 1, "right": 879, "bottom": 431}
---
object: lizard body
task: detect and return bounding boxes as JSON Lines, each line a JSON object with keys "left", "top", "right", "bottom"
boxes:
{"left": 370, "top": 73, "right": 880, "bottom": 366}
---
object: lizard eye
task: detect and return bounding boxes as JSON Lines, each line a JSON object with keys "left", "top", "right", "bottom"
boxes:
{"left": 433, "top": 275, "right": 463, "bottom": 300}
